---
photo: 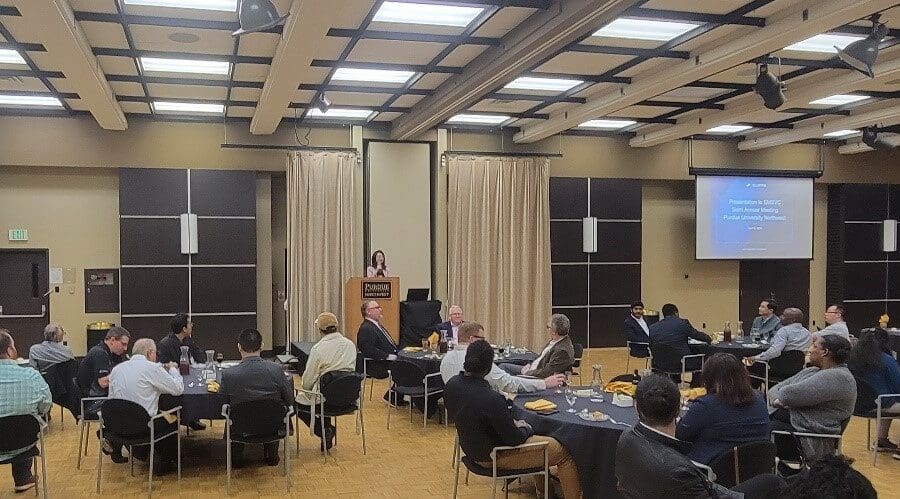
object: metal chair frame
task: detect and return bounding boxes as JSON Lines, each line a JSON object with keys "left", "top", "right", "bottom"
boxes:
{"left": 295, "top": 374, "right": 367, "bottom": 462}
{"left": 386, "top": 369, "right": 444, "bottom": 429}
{"left": 222, "top": 403, "right": 293, "bottom": 494}
{"left": 76, "top": 396, "right": 107, "bottom": 469}
{"left": 0, "top": 414, "right": 49, "bottom": 498}
{"left": 625, "top": 341, "right": 651, "bottom": 373}
{"left": 452, "top": 438, "right": 549, "bottom": 499}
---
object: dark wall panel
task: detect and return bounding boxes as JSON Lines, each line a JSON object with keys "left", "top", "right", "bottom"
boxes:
{"left": 550, "top": 221, "right": 588, "bottom": 263}
{"left": 592, "top": 222, "right": 641, "bottom": 262}
{"left": 194, "top": 219, "right": 257, "bottom": 265}
{"left": 843, "top": 223, "right": 886, "bottom": 261}
{"left": 591, "top": 179, "right": 641, "bottom": 220}
{"left": 121, "top": 267, "right": 188, "bottom": 315}
{"left": 891, "top": 185, "right": 900, "bottom": 220}
{"left": 843, "top": 301, "right": 888, "bottom": 335}
{"left": 551, "top": 266, "right": 587, "bottom": 307}
{"left": 192, "top": 267, "right": 257, "bottom": 313}
{"left": 889, "top": 262, "right": 900, "bottom": 299}
{"left": 554, "top": 307, "right": 587, "bottom": 351}
{"left": 589, "top": 264, "right": 641, "bottom": 305}
{"left": 190, "top": 170, "right": 257, "bottom": 217}
{"left": 588, "top": 306, "right": 631, "bottom": 348}
{"left": 120, "top": 316, "right": 172, "bottom": 347}
{"left": 841, "top": 184, "right": 889, "bottom": 221}
{"left": 119, "top": 168, "right": 187, "bottom": 216}
{"left": 120, "top": 218, "right": 187, "bottom": 265}
{"left": 843, "top": 263, "right": 888, "bottom": 301}
{"left": 549, "top": 177, "right": 588, "bottom": 219}
{"left": 191, "top": 314, "right": 258, "bottom": 359}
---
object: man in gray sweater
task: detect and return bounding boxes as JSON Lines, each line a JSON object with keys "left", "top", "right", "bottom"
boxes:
{"left": 767, "top": 334, "right": 856, "bottom": 462}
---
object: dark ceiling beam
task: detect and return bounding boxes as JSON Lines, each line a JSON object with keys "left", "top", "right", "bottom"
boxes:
{"left": 386, "top": 0, "right": 552, "bottom": 7}
{"left": 640, "top": 100, "right": 725, "bottom": 110}
{"left": 829, "top": 25, "right": 900, "bottom": 39}
{"left": 326, "top": 28, "right": 502, "bottom": 46}
{"left": 72, "top": 11, "right": 282, "bottom": 35}
{"left": 486, "top": 92, "right": 586, "bottom": 104}
{"left": 106, "top": 74, "right": 264, "bottom": 89}
{"left": 524, "top": 71, "right": 631, "bottom": 84}
{"left": 0, "top": 41, "right": 45, "bottom": 52}
{"left": 686, "top": 81, "right": 753, "bottom": 91}
{"left": 310, "top": 59, "right": 464, "bottom": 74}
{"left": 565, "top": 43, "right": 690, "bottom": 59}
{"left": 0, "top": 6, "right": 20, "bottom": 16}
{"left": 623, "top": 7, "right": 766, "bottom": 27}
{"left": 93, "top": 47, "right": 272, "bottom": 65}
{"left": 757, "top": 56, "right": 850, "bottom": 69}
{"left": 781, "top": 107, "right": 853, "bottom": 116}
{"left": 298, "top": 83, "right": 433, "bottom": 95}
{"left": 0, "top": 89, "right": 79, "bottom": 99}
{"left": 117, "top": 95, "right": 258, "bottom": 107}
{"left": 0, "top": 68, "right": 65, "bottom": 79}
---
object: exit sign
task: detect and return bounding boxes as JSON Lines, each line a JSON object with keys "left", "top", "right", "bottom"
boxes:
{"left": 8, "top": 229, "right": 28, "bottom": 241}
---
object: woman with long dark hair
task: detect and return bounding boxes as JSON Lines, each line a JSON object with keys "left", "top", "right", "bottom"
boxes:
{"left": 676, "top": 352, "right": 771, "bottom": 464}
{"left": 849, "top": 329, "right": 900, "bottom": 451}
{"left": 366, "top": 250, "right": 390, "bottom": 277}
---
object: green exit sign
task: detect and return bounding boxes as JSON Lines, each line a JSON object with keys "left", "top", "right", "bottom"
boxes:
{"left": 8, "top": 229, "right": 28, "bottom": 241}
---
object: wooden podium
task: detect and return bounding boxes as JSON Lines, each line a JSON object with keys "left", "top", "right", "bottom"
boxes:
{"left": 344, "top": 276, "right": 400, "bottom": 345}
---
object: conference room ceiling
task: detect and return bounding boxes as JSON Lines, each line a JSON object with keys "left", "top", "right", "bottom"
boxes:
{"left": 0, "top": 0, "right": 897, "bottom": 150}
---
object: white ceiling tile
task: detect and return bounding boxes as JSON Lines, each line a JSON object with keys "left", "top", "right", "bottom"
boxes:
{"left": 347, "top": 39, "right": 447, "bottom": 65}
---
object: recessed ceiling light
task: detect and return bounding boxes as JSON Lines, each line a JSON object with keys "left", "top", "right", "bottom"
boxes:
{"left": 0, "top": 95, "right": 63, "bottom": 107}
{"left": 593, "top": 18, "right": 700, "bottom": 41}
{"left": 823, "top": 129, "right": 860, "bottom": 138}
{"left": 706, "top": 125, "right": 753, "bottom": 134}
{"left": 0, "top": 49, "right": 26, "bottom": 65}
{"left": 447, "top": 114, "right": 510, "bottom": 125}
{"left": 307, "top": 108, "right": 374, "bottom": 119}
{"left": 809, "top": 94, "right": 870, "bottom": 106}
{"left": 578, "top": 119, "right": 637, "bottom": 130}
{"left": 140, "top": 57, "right": 230, "bottom": 75}
{"left": 332, "top": 68, "right": 415, "bottom": 84}
{"left": 123, "top": 0, "right": 237, "bottom": 11}
{"left": 373, "top": 1, "right": 483, "bottom": 27}
{"left": 153, "top": 101, "right": 225, "bottom": 114}
{"left": 784, "top": 34, "right": 864, "bottom": 53}
{"left": 504, "top": 77, "right": 584, "bottom": 93}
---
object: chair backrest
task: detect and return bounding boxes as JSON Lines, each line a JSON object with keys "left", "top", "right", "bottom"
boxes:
{"left": 709, "top": 441, "right": 776, "bottom": 488}
{"left": 572, "top": 343, "right": 584, "bottom": 368}
{"left": 627, "top": 341, "right": 650, "bottom": 358}
{"left": 648, "top": 342, "right": 684, "bottom": 373}
{"left": 768, "top": 350, "right": 806, "bottom": 377}
{"left": 320, "top": 371, "right": 364, "bottom": 408}
{"left": 99, "top": 399, "right": 152, "bottom": 436}
{"left": 228, "top": 398, "right": 288, "bottom": 437}
{"left": 852, "top": 376, "right": 879, "bottom": 416}
{"left": 389, "top": 360, "right": 426, "bottom": 388}
{"left": 0, "top": 415, "right": 41, "bottom": 453}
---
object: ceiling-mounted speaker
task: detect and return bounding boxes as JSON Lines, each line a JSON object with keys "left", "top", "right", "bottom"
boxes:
{"left": 755, "top": 63, "right": 784, "bottom": 110}
{"left": 862, "top": 127, "right": 896, "bottom": 150}
{"left": 884, "top": 219, "right": 898, "bottom": 253}
{"left": 232, "top": 0, "right": 288, "bottom": 37}
{"left": 582, "top": 217, "right": 597, "bottom": 253}
{"left": 314, "top": 93, "right": 331, "bottom": 114}
{"left": 836, "top": 17, "right": 888, "bottom": 78}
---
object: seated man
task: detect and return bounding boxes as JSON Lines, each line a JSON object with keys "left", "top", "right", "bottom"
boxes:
{"left": 615, "top": 374, "right": 785, "bottom": 499}
{"left": 444, "top": 340, "right": 581, "bottom": 499}
{"left": 818, "top": 304, "right": 850, "bottom": 340}
{"left": 750, "top": 299, "right": 781, "bottom": 341}
{"left": 438, "top": 305, "right": 464, "bottom": 343}
{"left": 748, "top": 308, "right": 812, "bottom": 386}
{"left": 28, "top": 323, "right": 75, "bottom": 371}
{"left": 220, "top": 329, "right": 293, "bottom": 467}
{"left": 623, "top": 301, "right": 650, "bottom": 344}
{"left": 498, "top": 314, "right": 575, "bottom": 378}
{"left": 440, "top": 322, "right": 565, "bottom": 395}
{"left": 0, "top": 329, "right": 52, "bottom": 493}
{"left": 107, "top": 338, "right": 184, "bottom": 473}
{"left": 356, "top": 300, "right": 403, "bottom": 405}
{"left": 76, "top": 326, "right": 129, "bottom": 462}
{"left": 157, "top": 313, "right": 206, "bottom": 431}
{"left": 767, "top": 334, "right": 856, "bottom": 463}
{"left": 648, "top": 304, "right": 711, "bottom": 376}
{"left": 295, "top": 312, "right": 356, "bottom": 451}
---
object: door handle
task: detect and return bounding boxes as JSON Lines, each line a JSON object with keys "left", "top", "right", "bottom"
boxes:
{"left": 0, "top": 304, "right": 46, "bottom": 319}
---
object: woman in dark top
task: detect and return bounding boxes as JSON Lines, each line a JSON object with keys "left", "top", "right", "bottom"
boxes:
{"left": 849, "top": 329, "right": 900, "bottom": 451}
{"left": 676, "top": 353, "right": 771, "bottom": 464}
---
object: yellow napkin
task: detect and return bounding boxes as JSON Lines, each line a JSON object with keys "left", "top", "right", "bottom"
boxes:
{"left": 162, "top": 413, "right": 177, "bottom": 424}
{"left": 680, "top": 387, "right": 707, "bottom": 401}
{"left": 206, "top": 380, "right": 220, "bottom": 393}
{"left": 403, "top": 346, "right": 423, "bottom": 352}
{"left": 604, "top": 381, "right": 637, "bottom": 397}
{"left": 428, "top": 332, "right": 439, "bottom": 344}
{"left": 524, "top": 399, "right": 557, "bottom": 411}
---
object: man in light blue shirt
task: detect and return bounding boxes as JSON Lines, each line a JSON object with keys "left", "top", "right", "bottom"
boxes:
{"left": 752, "top": 308, "right": 812, "bottom": 363}
{"left": 750, "top": 299, "right": 782, "bottom": 341}
{"left": 0, "top": 329, "right": 51, "bottom": 493}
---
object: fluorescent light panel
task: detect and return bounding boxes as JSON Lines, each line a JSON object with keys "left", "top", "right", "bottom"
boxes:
{"left": 809, "top": 94, "right": 870, "bottom": 106}
{"left": 307, "top": 108, "right": 373, "bottom": 119}
{"left": 123, "top": 0, "right": 237, "bottom": 11}
{"left": 784, "top": 34, "right": 863, "bottom": 53}
{"left": 823, "top": 129, "right": 859, "bottom": 138}
{"left": 140, "top": 57, "right": 230, "bottom": 75}
{"left": 332, "top": 67, "right": 415, "bottom": 84}
{"left": 447, "top": 114, "right": 510, "bottom": 125}
{"left": 578, "top": 119, "right": 637, "bottom": 130}
{"left": 0, "top": 49, "right": 26, "bottom": 65}
{"left": 504, "top": 77, "right": 583, "bottom": 92}
{"left": 593, "top": 18, "right": 700, "bottom": 41}
{"left": 0, "top": 95, "right": 63, "bottom": 107}
{"left": 706, "top": 125, "right": 752, "bottom": 134}
{"left": 373, "top": 1, "right": 483, "bottom": 27}
{"left": 153, "top": 101, "right": 225, "bottom": 114}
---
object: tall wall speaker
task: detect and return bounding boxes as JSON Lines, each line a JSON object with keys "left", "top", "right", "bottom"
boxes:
{"left": 180, "top": 213, "right": 198, "bottom": 254}
{"left": 884, "top": 219, "right": 898, "bottom": 252}
{"left": 582, "top": 217, "right": 598, "bottom": 253}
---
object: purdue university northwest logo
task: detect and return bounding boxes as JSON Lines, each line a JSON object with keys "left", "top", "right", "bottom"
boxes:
{"left": 362, "top": 281, "right": 392, "bottom": 299}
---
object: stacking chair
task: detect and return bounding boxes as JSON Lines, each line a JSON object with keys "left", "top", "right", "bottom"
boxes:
{"left": 0, "top": 414, "right": 49, "bottom": 498}
{"left": 387, "top": 360, "right": 444, "bottom": 429}
{"left": 296, "top": 371, "right": 366, "bottom": 461}
{"left": 770, "top": 417, "right": 849, "bottom": 472}
{"left": 96, "top": 399, "right": 182, "bottom": 495}
{"left": 452, "top": 436, "right": 549, "bottom": 499}
{"left": 38, "top": 359, "right": 77, "bottom": 428}
{"left": 748, "top": 350, "right": 805, "bottom": 401}
{"left": 76, "top": 395, "right": 107, "bottom": 469}
{"left": 571, "top": 343, "right": 584, "bottom": 384}
{"left": 709, "top": 441, "right": 777, "bottom": 487}
{"left": 651, "top": 346, "right": 704, "bottom": 387}
{"left": 222, "top": 399, "right": 293, "bottom": 493}
{"left": 852, "top": 376, "right": 900, "bottom": 465}
{"left": 625, "top": 341, "right": 651, "bottom": 373}
{"left": 357, "top": 356, "right": 388, "bottom": 401}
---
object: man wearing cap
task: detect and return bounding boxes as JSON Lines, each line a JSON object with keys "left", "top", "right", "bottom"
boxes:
{"left": 295, "top": 312, "right": 357, "bottom": 450}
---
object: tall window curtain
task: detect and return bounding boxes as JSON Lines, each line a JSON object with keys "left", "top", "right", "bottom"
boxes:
{"left": 287, "top": 151, "right": 360, "bottom": 342}
{"left": 447, "top": 154, "right": 552, "bottom": 350}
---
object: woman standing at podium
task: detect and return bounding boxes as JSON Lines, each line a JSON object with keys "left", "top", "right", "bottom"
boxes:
{"left": 367, "top": 250, "right": 391, "bottom": 277}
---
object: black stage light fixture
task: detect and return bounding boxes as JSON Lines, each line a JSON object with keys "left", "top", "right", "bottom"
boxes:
{"left": 233, "top": 0, "right": 288, "bottom": 37}
{"left": 314, "top": 93, "right": 331, "bottom": 114}
{"left": 862, "top": 127, "right": 896, "bottom": 150}
{"left": 755, "top": 62, "right": 785, "bottom": 110}
{"left": 836, "top": 15, "right": 888, "bottom": 78}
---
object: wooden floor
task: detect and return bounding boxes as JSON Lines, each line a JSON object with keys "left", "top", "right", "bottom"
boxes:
{"left": 1, "top": 348, "right": 898, "bottom": 498}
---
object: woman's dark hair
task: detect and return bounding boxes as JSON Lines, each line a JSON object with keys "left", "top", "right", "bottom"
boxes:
{"left": 869, "top": 328, "right": 892, "bottom": 355}
{"left": 780, "top": 455, "right": 876, "bottom": 499}
{"left": 370, "top": 250, "right": 387, "bottom": 276}
{"left": 702, "top": 353, "right": 756, "bottom": 407}
{"left": 463, "top": 339, "right": 494, "bottom": 377}
{"left": 819, "top": 334, "right": 852, "bottom": 364}
{"left": 634, "top": 374, "right": 680, "bottom": 426}
{"left": 849, "top": 330, "right": 887, "bottom": 372}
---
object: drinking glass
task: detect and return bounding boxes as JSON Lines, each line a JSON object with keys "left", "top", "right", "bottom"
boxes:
{"left": 564, "top": 387, "right": 577, "bottom": 413}
{"left": 421, "top": 339, "right": 430, "bottom": 351}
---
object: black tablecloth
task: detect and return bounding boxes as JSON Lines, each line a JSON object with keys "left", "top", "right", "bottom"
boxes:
{"left": 690, "top": 340, "right": 768, "bottom": 358}
{"left": 512, "top": 389, "right": 639, "bottom": 499}
{"left": 161, "top": 367, "right": 229, "bottom": 422}
{"left": 397, "top": 349, "right": 538, "bottom": 374}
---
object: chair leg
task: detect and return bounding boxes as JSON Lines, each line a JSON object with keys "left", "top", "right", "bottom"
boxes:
{"left": 130, "top": 446, "right": 135, "bottom": 477}
{"left": 625, "top": 354, "right": 631, "bottom": 374}
{"left": 360, "top": 410, "right": 367, "bottom": 455}
{"left": 226, "top": 431, "right": 231, "bottom": 495}
{"left": 424, "top": 394, "right": 429, "bottom": 429}
{"left": 452, "top": 451, "right": 461, "bottom": 499}
{"left": 295, "top": 414, "right": 301, "bottom": 453}
{"left": 39, "top": 438, "right": 48, "bottom": 499}
{"left": 872, "top": 417, "right": 878, "bottom": 466}
{"left": 321, "top": 414, "right": 328, "bottom": 463}
{"left": 84, "top": 422, "right": 91, "bottom": 456}
{"left": 148, "top": 442, "right": 154, "bottom": 496}
{"left": 95, "top": 428, "right": 102, "bottom": 494}
{"left": 76, "top": 421, "right": 85, "bottom": 469}
{"left": 386, "top": 394, "right": 392, "bottom": 430}
{"left": 492, "top": 476, "right": 497, "bottom": 499}
{"left": 285, "top": 436, "right": 291, "bottom": 492}
{"left": 177, "top": 429, "right": 182, "bottom": 481}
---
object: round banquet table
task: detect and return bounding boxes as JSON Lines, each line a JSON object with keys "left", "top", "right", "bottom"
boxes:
{"left": 512, "top": 389, "right": 639, "bottom": 499}
{"left": 397, "top": 348, "right": 537, "bottom": 375}
{"left": 161, "top": 367, "right": 230, "bottom": 422}
{"left": 690, "top": 339, "right": 768, "bottom": 358}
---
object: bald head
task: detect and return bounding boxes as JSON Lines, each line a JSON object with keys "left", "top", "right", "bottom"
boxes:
{"left": 781, "top": 307, "right": 804, "bottom": 325}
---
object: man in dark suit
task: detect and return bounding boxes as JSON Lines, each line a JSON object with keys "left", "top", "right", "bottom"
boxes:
{"left": 219, "top": 329, "right": 293, "bottom": 467}
{"left": 624, "top": 301, "right": 651, "bottom": 344}
{"left": 649, "top": 303, "right": 711, "bottom": 377}
{"left": 356, "top": 300, "right": 403, "bottom": 404}
{"left": 437, "top": 305, "right": 464, "bottom": 343}
{"left": 498, "top": 314, "right": 575, "bottom": 378}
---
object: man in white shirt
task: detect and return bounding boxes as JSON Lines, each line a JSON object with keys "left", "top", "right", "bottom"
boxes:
{"left": 296, "top": 312, "right": 356, "bottom": 450}
{"left": 107, "top": 337, "right": 184, "bottom": 472}
{"left": 441, "top": 322, "right": 565, "bottom": 394}
{"left": 817, "top": 304, "right": 850, "bottom": 340}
